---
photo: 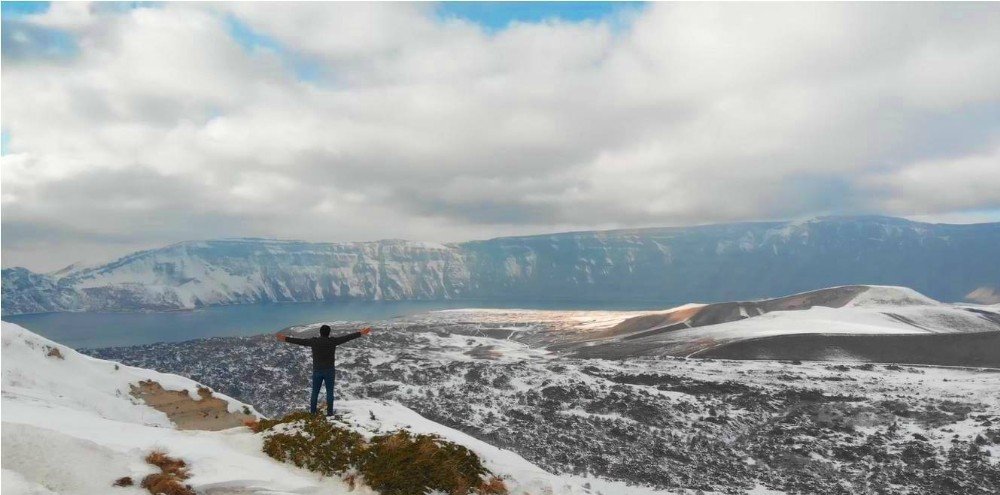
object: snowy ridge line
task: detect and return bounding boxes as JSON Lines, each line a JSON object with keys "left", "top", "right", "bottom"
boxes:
{"left": 4, "top": 215, "right": 999, "bottom": 315}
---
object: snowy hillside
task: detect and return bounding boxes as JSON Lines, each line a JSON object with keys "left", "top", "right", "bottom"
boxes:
{"left": 565, "top": 285, "right": 1000, "bottom": 362}
{"left": 0, "top": 322, "right": 606, "bottom": 495}
{"left": 94, "top": 304, "right": 1000, "bottom": 494}
{"left": 1, "top": 238, "right": 469, "bottom": 314}
{"left": 303, "top": 285, "right": 998, "bottom": 366}
{"left": 4, "top": 216, "right": 999, "bottom": 315}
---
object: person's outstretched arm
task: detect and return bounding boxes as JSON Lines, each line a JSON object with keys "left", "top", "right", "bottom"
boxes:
{"left": 333, "top": 327, "right": 372, "bottom": 345}
{"left": 275, "top": 332, "right": 313, "bottom": 346}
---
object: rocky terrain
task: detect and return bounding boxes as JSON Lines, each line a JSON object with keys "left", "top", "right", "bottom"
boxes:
{"left": 5, "top": 216, "right": 1000, "bottom": 315}
{"left": 91, "top": 294, "right": 1000, "bottom": 494}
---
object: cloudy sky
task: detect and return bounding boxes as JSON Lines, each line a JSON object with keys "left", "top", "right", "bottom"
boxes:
{"left": 3, "top": 2, "right": 999, "bottom": 271}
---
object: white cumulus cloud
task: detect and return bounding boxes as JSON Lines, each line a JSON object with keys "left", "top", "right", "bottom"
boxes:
{"left": 2, "top": 2, "right": 999, "bottom": 270}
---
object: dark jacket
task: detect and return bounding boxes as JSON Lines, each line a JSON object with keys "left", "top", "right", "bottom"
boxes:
{"left": 285, "top": 332, "right": 362, "bottom": 370}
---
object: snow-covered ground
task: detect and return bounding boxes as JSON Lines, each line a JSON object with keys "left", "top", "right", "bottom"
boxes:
{"left": 1, "top": 321, "right": 355, "bottom": 494}
{"left": 11, "top": 284, "right": 999, "bottom": 494}
{"left": 92, "top": 293, "right": 1000, "bottom": 494}
{"left": 1, "top": 322, "right": 638, "bottom": 495}
{"left": 416, "top": 286, "right": 1000, "bottom": 362}
{"left": 592, "top": 286, "right": 1000, "bottom": 363}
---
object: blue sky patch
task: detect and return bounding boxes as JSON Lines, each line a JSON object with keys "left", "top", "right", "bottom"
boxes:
{"left": 1, "top": 18, "right": 78, "bottom": 61}
{"left": 436, "top": 1, "right": 644, "bottom": 30}
{"left": 1, "top": 2, "right": 160, "bottom": 63}
{"left": 91, "top": 1, "right": 161, "bottom": 15}
{"left": 1, "top": 1, "right": 158, "bottom": 19}
{"left": 226, "top": 14, "right": 283, "bottom": 53}
{"left": 1, "top": 1, "right": 50, "bottom": 18}
{"left": 225, "top": 14, "right": 326, "bottom": 84}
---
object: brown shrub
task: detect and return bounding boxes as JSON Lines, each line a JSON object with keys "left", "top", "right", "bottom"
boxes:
{"left": 261, "top": 413, "right": 365, "bottom": 476}
{"left": 145, "top": 451, "right": 189, "bottom": 478}
{"left": 252, "top": 410, "right": 314, "bottom": 432}
{"left": 140, "top": 473, "right": 194, "bottom": 495}
{"left": 141, "top": 451, "right": 193, "bottom": 495}
{"left": 480, "top": 476, "right": 508, "bottom": 495}
{"left": 361, "top": 430, "right": 495, "bottom": 495}
{"left": 112, "top": 476, "right": 134, "bottom": 487}
{"left": 256, "top": 412, "right": 507, "bottom": 495}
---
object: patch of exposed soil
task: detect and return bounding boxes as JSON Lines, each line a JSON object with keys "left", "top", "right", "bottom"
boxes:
{"left": 129, "top": 380, "right": 253, "bottom": 431}
{"left": 600, "top": 305, "right": 704, "bottom": 338}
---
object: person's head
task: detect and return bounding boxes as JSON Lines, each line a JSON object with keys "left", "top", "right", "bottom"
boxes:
{"left": 320, "top": 325, "right": 331, "bottom": 337}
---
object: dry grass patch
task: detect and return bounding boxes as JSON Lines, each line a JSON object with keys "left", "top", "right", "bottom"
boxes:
{"left": 140, "top": 451, "right": 193, "bottom": 495}
{"left": 145, "top": 451, "right": 189, "bottom": 477}
{"left": 256, "top": 412, "right": 507, "bottom": 495}
{"left": 361, "top": 429, "right": 506, "bottom": 495}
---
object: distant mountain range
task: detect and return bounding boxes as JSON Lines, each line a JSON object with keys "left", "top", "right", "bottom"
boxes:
{"left": 3, "top": 215, "right": 999, "bottom": 315}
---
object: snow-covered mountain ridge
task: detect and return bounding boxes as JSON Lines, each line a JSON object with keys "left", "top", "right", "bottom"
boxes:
{"left": 4, "top": 215, "right": 999, "bottom": 315}
{"left": 2, "top": 238, "right": 470, "bottom": 315}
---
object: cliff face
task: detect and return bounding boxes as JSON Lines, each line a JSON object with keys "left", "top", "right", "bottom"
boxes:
{"left": 2, "top": 239, "right": 470, "bottom": 314}
{"left": 461, "top": 216, "right": 1000, "bottom": 304}
{"left": 3, "top": 216, "right": 999, "bottom": 314}
{"left": 1, "top": 267, "right": 87, "bottom": 314}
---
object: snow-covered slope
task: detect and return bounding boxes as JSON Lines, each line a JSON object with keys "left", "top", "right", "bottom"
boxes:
{"left": 365, "top": 285, "right": 998, "bottom": 364}
{"left": 4, "top": 216, "right": 999, "bottom": 315}
{"left": 1, "top": 321, "right": 347, "bottom": 494}
{"left": 1, "top": 322, "right": 262, "bottom": 427}
{"left": 559, "top": 285, "right": 1000, "bottom": 361}
{"left": 92, "top": 311, "right": 1000, "bottom": 494}
{"left": 0, "top": 322, "right": 609, "bottom": 495}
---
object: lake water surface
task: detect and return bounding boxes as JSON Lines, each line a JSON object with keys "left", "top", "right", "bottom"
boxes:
{"left": 3, "top": 299, "right": 668, "bottom": 349}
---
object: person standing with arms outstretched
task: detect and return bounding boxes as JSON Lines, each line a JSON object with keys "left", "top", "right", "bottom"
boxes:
{"left": 276, "top": 324, "right": 372, "bottom": 416}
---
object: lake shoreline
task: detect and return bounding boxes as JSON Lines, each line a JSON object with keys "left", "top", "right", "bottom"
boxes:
{"left": 2, "top": 299, "right": 678, "bottom": 350}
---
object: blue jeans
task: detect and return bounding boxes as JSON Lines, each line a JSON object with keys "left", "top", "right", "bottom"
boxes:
{"left": 310, "top": 368, "right": 336, "bottom": 415}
